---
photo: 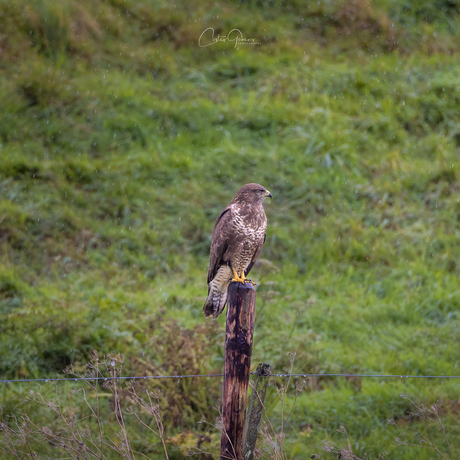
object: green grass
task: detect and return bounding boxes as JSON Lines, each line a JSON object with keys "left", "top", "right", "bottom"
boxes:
{"left": 2, "top": 0, "right": 460, "bottom": 457}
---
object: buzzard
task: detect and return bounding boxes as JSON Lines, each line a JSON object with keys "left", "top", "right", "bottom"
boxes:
{"left": 203, "top": 183, "right": 272, "bottom": 318}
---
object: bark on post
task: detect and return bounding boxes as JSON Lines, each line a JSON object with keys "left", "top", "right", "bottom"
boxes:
{"left": 242, "top": 363, "right": 271, "bottom": 460}
{"left": 220, "top": 281, "right": 256, "bottom": 460}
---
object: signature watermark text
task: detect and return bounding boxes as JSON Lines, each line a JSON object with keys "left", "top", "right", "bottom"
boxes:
{"left": 198, "top": 28, "right": 260, "bottom": 48}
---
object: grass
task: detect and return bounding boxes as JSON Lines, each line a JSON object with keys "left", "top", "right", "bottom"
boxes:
{"left": 2, "top": 0, "right": 460, "bottom": 457}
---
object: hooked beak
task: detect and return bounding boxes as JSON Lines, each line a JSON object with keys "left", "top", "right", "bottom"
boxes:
{"left": 265, "top": 190, "right": 272, "bottom": 198}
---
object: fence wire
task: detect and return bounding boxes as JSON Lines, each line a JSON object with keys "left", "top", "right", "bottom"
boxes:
{"left": 2, "top": 372, "right": 460, "bottom": 384}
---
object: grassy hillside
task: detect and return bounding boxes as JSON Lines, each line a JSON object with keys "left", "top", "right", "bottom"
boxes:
{"left": 2, "top": 0, "right": 460, "bottom": 457}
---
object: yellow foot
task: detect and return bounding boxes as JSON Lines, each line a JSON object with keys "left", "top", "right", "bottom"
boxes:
{"left": 244, "top": 279, "right": 257, "bottom": 287}
{"left": 231, "top": 267, "right": 245, "bottom": 283}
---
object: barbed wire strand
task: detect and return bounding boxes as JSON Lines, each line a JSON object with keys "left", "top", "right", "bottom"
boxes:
{"left": 2, "top": 372, "right": 460, "bottom": 384}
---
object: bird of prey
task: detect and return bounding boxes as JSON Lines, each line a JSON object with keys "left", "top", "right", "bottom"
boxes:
{"left": 203, "top": 183, "right": 272, "bottom": 318}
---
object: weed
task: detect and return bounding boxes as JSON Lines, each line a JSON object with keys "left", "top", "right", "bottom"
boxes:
{"left": 0, "top": 352, "right": 171, "bottom": 459}
{"left": 389, "top": 394, "right": 454, "bottom": 460}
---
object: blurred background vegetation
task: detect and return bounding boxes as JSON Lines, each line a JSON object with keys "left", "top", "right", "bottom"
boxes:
{"left": 1, "top": 0, "right": 460, "bottom": 457}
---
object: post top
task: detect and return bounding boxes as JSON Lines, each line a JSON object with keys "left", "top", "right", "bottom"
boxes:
{"left": 228, "top": 281, "right": 256, "bottom": 291}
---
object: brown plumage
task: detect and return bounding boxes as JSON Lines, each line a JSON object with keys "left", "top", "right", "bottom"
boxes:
{"left": 203, "top": 183, "right": 272, "bottom": 318}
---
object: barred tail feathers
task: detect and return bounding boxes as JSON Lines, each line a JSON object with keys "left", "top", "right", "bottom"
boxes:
{"left": 203, "top": 266, "right": 232, "bottom": 318}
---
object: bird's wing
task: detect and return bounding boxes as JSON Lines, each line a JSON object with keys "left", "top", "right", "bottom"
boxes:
{"left": 244, "top": 231, "right": 266, "bottom": 277}
{"left": 207, "top": 207, "right": 231, "bottom": 284}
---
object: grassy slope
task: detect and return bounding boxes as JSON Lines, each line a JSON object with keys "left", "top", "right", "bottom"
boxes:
{"left": 2, "top": 0, "right": 460, "bottom": 457}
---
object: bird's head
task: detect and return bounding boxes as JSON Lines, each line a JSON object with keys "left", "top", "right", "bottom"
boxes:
{"left": 232, "top": 183, "right": 272, "bottom": 205}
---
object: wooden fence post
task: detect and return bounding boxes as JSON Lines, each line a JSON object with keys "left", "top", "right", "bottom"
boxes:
{"left": 242, "top": 363, "right": 271, "bottom": 460}
{"left": 220, "top": 281, "right": 256, "bottom": 460}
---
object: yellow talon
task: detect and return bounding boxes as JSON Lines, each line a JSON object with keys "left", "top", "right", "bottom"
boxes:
{"left": 231, "top": 268, "right": 256, "bottom": 286}
{"left": 231, "top": 268, "right": 245, "bottom": 283}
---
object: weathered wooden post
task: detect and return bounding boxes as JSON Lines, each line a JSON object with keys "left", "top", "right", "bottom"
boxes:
{"left": 220, "top": 281, "right": 256, "bottom": 460}
{"left": 243, "top": 363, "right": 272, "bottom": 460}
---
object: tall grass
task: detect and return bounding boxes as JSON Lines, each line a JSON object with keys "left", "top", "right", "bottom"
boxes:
{"left": 1, "top": 0, "right": 460, "bottom": 456}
